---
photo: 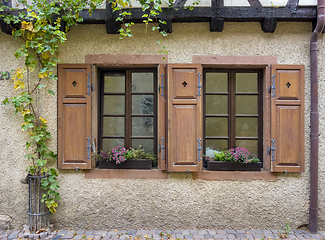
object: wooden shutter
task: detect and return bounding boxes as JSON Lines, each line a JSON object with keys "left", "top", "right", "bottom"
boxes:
{"left": 158, "top": 64, "right": 167, "bottom": 170}
{"left": 167, "top": 64, "right": 203, "bottom": 172}
{"left": 270, "top": 65, "right": 305, "bottom": 172}
{"left": 58, "top": 64, "right": 92, "bottom": 170}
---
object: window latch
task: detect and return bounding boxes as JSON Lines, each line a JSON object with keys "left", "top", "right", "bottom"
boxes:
{"left": 268, "top": 139, "right": 276, "bottom": 162}
{"left": 197, "top": 138, "right": 202, "bottom": 162}
{"left": 87, "top": 73, "right": 93, "bottom": 96}
{"left": 87, "top": 137, "right": 92, "bottom": 161}
{"left": 159, "top": 137, "right": 165, "bottom": 160}
{"left": 269, "top": 74, "right": 276, "bottom": 98}
{"left": 197, "top": 73, "right": 202, "bottom": 97}
{"left": 159, "top": 73, "right": 165, "bottom": 97}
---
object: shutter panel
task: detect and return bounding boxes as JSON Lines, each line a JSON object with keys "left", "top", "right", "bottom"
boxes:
{"left": 167, "top": 64, "right": 203, "bottom": 172}
{"left": 270, "top": 65, "right": 305, "bottom": 172}
{"left": 58, "top": 64, "right": 92, "bottom": 169}
{"left": 158, "top": 64, "right": 167, "bottom": 170}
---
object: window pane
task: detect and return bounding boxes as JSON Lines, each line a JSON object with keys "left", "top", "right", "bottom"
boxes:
{"left": 235, "top": 140, "right": 258, "bottom": 158}
{"left": 206, "top": 73, "right": 228, "bottom": 93}
{"left": 236, "top": 73, "right": 258, "bottom": 93}
{"left": 102, "top": 138, "right": 124, "bottom": 151}
{"left": 132, "top": 139, "right": 154, "bottom": 153}
{"left": 132, "top": 72, "right": 154, "bottom": 93}
{"left": 132, "top": 117, "right": 154, "bottom": 136}
{"left": 236, "top": 95, "right": 258, "bottom": 115}
{"left": 104, "top": 73, "right": 125, "bottom": 93}
{"left": 206, "top": 95, "right": 228, "bottom": 114}
{"left": 132, "top": 95, "right": 154, "bottom": 115}
{"left": 206, "top": 117, "right": 228, "bottom": 137}
{"left": 103, "top": 95, "right": 125, "bottom": 115}
{"left": 205, "top": 139, "right": 228, "bottom": 157}
{"left": 103, "top": 117, "right": 124, "bottom": 136}
{"left": 236, "top": 117, "right": 258, "bottom": 137}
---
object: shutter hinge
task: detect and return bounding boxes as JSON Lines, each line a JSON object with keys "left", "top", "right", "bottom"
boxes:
{"left": 268, "top": 139, "right": 276, "bottom": 162}
{"left": 158, "top": 137, "right": 165, "bottom": 160}
{"left": 197, "top": 138, "right": 202, "bottom": 162}
{"left": 269, "top": 74, "right": 276, "bottom": 98}
{"left": 87, "top": 73, "right": 93, "bottom": 96}
{"left": 197, "top": 73, "right": 202, "bottom": 97}
{"left": 87, "top": 137, "right": 92, "bottom": 160}
{"left": 159, "top": 74, "right": 165, "bottom": 97}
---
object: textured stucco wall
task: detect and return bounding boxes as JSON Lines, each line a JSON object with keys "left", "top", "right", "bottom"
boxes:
{"left": 1, "top": 21, "right": 324, "bottom": 230}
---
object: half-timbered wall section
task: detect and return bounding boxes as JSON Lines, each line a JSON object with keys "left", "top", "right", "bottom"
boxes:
{"left": 0, "top": 0, "right": 320, "bottom": 35}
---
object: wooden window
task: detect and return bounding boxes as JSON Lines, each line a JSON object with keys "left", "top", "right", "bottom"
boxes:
{"left": 99, "top": 69, "right": 157, "bottom": 156}
{"left": 203, "top": 69, "right": 263, "bottom": 162}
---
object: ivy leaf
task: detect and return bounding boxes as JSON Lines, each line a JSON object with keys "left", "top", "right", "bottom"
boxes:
{"left": 47, "top": 90, "right": 55, "bottom": 95}
{"left": 1, "top": 98, "right": 10, "bottom": 105}
{"left": 37, "top": 84, "right": 46, "bottom": 89}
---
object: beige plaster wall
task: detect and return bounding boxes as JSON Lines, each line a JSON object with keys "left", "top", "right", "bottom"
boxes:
{"left": 1, "top": 21, "right": 324, "bottom": 230}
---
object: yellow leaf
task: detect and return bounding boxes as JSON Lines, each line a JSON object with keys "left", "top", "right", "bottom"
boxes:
{"left": 16, "top": 72, "right": 24, "bottom": 79}
{"left": 42, "top": 52, "right": 49, "bottom": 60}
{"left": 39, "top": 73, "right": 45, "bottom": 78}
{"left": 39, "top": 116, "right": 47, "bottom": 123}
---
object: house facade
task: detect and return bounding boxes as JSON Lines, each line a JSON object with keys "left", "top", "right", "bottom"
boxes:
{"left": 1, "top": 0, "right": 325, "bottom": 231}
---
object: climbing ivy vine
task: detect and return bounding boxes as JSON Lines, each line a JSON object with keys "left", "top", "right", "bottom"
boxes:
{"left": 0, "top": 0, "right": 197, "bottom": 213}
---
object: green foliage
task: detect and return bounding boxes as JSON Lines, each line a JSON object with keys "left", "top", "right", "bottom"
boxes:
{"left": 0, "top": 0, "right": 104, "bottom": 214}
{"left": 213, "top": 151, "right": 226, "bottom": 161}
{"left": 279, "top": 220, "right": 291, "bottom": 239}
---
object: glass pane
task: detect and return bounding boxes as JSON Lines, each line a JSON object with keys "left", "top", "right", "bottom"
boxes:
{"left": 206, "top": 73, "right": 228, "bottom": 93}
{"left": 206, "top": 95, "right": 228, "bottom": 114}
{"left": 236, "top": 117, "right": 258, "bottom": 137}
{"left": 132, "top": 139, "right": 154, "bottom": 153}
{"left": 104, "top": 73, "right": 125, "bottom": 93}
{"left": 236, "top": 73, "right": 258, "bottom": 93}
{"left": 132, "top": 117, "right": 154, "bottom": 136}
{"left": 132, "top": 72, "right": 154, "bottom": 93}
{"left": 103, "top": 117, "right": 124, "bottom": 136}
{"left": 205, "top": 117, "right": 228, "bottom": 137}
{"left": 205, "top": 139, "right": 228, "bottom": 158}
{"left": 132, "top": 95, "right": 154, "bottom": 115}
{"left": 103, "top": 95, "right": 125, "bottom": 115}
{"left": 236, "top": 140, "right": 258, "bottom": 158}
{"left": 102, "top": 138, "right": 124, "bottom": 151}
{"left": 236, "top": 95, "right": 258, "bottom": 115}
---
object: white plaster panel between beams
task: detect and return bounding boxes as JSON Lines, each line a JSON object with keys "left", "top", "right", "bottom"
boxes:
{"left": 224, "top": 0, "right": 250, "bottom": 7}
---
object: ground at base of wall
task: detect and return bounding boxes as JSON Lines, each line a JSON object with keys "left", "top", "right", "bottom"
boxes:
{"left": 1, "top": 228, "right": 325, "bottom": 240}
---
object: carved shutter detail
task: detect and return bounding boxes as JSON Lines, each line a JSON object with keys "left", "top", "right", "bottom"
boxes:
{"left": 270, "top": 65, "right": 305, "bottom": 172}
{"left": 58, "top": 64, "right": 92, "bottom": 170}
{"left": 167, "top": 64, "right": 203, "bottom": 172}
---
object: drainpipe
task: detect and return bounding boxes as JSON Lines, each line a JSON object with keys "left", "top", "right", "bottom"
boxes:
{"left": 310, "top": 0, "right": 325, "bottom": 234}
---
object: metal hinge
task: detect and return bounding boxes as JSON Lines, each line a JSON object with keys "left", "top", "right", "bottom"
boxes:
{"left": 269, "top": 74, "right": 276, "bottom": 98}
{"left": 87, "top": 73, "right": 93, "bottom": 96}
{"left": 159, "top": 74, "right": 165, "bottom": 97}
{"left": 197, "top": 73, "right": 202, "bottom": 96}
{"left": 87, "top": 137, "right": 92, "bottom": 160}
{"left": 268, "top": 139, "right": 276, "bottom": 162}
{"left": 158, "top": 137, "right": 165, "bottom": 160}
{"left": 197, "top": 138, "right": 202, "bottom": 162}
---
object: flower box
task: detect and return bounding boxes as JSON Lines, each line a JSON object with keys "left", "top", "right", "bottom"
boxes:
{"left": 98, "top": 159, "right": 152, "bottom": 169}
{"left": 207, "top": 161, "right": 262, "bottom": 171}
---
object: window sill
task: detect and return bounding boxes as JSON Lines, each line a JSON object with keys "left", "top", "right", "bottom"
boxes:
{"left": 84, "top": 168, "right": 168, "bottom": 179}
{"left": 85, "top": 168, "right": 277, "bottom": 181}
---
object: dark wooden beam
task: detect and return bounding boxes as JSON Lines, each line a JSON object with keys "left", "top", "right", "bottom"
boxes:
{"left": 80, "top": 6, "right": 316, "bottom": 24}
{"left": 248, "top": 0, "right": 262, "bottom": 7}
{"left": 210, "top": 17, "right": 224, "bottom": 32}
{"left": 159, "top": 18, "right": 172, "bottom": 33}
{"left": 261, "top": 18, "right": 277, "bottom": 33}
{"left": 105, "top": 2, "right": 120, "bottom": 34}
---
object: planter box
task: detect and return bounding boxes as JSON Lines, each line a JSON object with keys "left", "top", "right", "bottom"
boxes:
{"left": 98, "top": 159, "right": 152, "bottom": 169}
{"left": 207, "top": 161, "right": 262, "bottom": 171}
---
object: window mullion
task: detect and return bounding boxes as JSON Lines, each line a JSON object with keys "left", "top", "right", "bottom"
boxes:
{"left": 229, "top": 71, "right": 236, "bottom": 148}
{"left": 125, "top": 70, "right": 132, "bottom": 149}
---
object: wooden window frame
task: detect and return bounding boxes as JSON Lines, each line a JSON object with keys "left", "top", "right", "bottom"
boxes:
{"left": 83, "top": 54, "right": 278, "bottom": 180}
{"left": 203, "top": 68, "right": 264, "bottom": 165}
{"left": 98, "top": 68, "right": 158, "bottom": 158}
